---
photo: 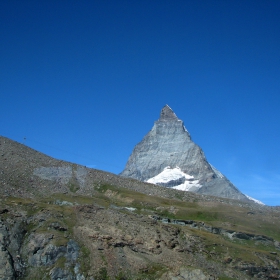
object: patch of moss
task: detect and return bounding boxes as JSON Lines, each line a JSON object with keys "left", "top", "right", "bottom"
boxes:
{"left": 134, "top": 263, "right": 167, "bottom": 280}
{"left": 51, "top": 236, "right": 69, "bottom": 247}
{"left": 95, "top": 267, "right": 110, "bottom": 280}
{"left": 95, "top": 184, "right": 112, "bottom": 193}
{"left": 67, "top": 178, "right": 80, "bottom": 193}
{"left": 23, "top": 267, "right": 50, "bottom": 280}
{"left": 80, "top": 245, "right": 91, "bottom": 274}
{"left": 25, "top": 220, "right": 37, "bottom": 233}
{"left": 157, "top": 209, "right": 176, "bottom": 220}
{"left": 219, "top": 276, "right": 236, "bottom": 280}
{"left": 55, "top": 256, "right": 67, "bottom": 269}
{"left": 115, "top": 271, "right": 133, "bottom": 280}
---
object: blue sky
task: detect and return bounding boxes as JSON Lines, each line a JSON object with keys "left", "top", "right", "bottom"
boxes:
{"left": 1, "top": 0, "right": 279, "bottom": 206}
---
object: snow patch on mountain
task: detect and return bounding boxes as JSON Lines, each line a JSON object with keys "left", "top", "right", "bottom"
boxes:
{"left": 146, "top": 166, "right": 201, "bottom": 191}
{"left": 245, "top": 195, "right": 265, "bottom": 205}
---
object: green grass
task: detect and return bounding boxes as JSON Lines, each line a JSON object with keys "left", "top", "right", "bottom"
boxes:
{"left": 68, "top": 182, "right": 79, "bottom": 193}
{"left": 79, "top": 245, "right": 91, "bottom": 275}
{"left": 55, "top": 256, "right": 67, "bottom": 269}
{"left": 219, "top": 276, "right": 236, "bottom": 280}
{"left": 94, "top": 267, "right": 110, "bottom": 280}
{"left": 115, "top": 271, "right": 133, "bottom": 280}
{"left": 134, "top": 263, "right": 168, "bottom": 280}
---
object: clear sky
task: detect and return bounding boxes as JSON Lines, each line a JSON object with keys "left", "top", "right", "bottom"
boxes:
{"left": 1, "top": 1, "right": 280, "bottom": 206}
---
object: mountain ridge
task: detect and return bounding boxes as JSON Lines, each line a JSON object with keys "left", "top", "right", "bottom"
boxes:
{"left": 0, "top": 135, "right": 250, "bottom": 206}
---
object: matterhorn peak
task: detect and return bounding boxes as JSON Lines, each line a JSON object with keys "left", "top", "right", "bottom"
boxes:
{"left": 160, "top": 105, "right": 178, "bottom": 120}
{"left": 121, "top": 105, "right": 250, "bottom": 202}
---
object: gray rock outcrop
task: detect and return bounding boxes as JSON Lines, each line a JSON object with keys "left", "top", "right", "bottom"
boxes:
{"left": 0, "top": 221, "right": 15, "bottom": 280}
{"left": 0, "top": 215, "right": 85, "bottom": 280}
{"left": 121, "top": 105, "right": 249, "bottom": 201}
{"left": 0, "top": 219, "right": 27, "bottom": 280}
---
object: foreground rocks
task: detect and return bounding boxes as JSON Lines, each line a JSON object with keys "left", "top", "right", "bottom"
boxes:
{"left": 0, "top": 193, "right": 279, "bottom": 279}
{"left": 74, "top": 204, "right": 280, "bottom": 279}
{"left": 0, "top": 204, "right": 86, "bottom": 280}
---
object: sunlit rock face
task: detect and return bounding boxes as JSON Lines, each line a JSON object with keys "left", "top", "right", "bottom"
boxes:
{"left": 121, "top": 105, "right": 248, "bottom": 201}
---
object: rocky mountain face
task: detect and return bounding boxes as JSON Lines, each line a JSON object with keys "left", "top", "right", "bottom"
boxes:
{"left": 1, "top": 136, "right": 280, "bottom": 280}
{"left": 121, "top": 105, "right": 249, "bottom": 201}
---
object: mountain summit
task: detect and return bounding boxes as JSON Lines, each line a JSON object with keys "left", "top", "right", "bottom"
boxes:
{"left": 160, "top": 104, "right": 178, "bottom": 120}
{"left": 121, "top": 105, "right": 249, "bottom": 201}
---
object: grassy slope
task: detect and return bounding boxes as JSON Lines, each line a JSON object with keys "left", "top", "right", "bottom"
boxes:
{"left": 2, "top": 183, "right": 280, "bottom": 266}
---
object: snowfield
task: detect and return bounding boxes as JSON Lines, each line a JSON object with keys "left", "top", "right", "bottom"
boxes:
{"left": 146, "top": 167, "right": 264, "bottom": 205}
{"left": 146, "top": 166, "right": 201, "bottom": 191}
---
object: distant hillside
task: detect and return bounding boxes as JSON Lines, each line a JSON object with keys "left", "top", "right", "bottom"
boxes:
{"left": 0, "top": 136, "right": 255, "bottom": 206}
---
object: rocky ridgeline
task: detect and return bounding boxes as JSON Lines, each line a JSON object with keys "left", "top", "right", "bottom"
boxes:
{"left": 121, "top": 105, "right": 249, "bottom": 201}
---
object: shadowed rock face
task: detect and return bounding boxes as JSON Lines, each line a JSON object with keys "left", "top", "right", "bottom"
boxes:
{"left": 121, "top": 105, "right": 248, "bottom": 201}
